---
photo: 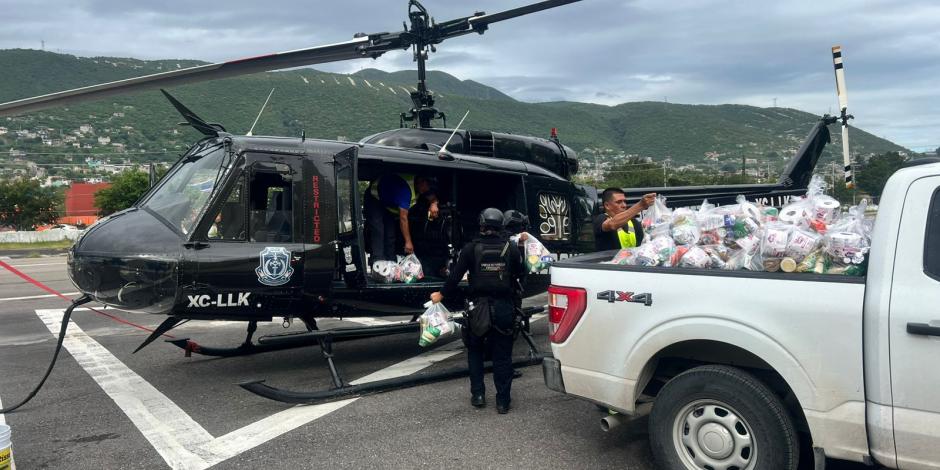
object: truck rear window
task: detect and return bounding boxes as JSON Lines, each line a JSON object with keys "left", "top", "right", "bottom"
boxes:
{"left": 926, "top": 188, "right": 940, "bottom": 280}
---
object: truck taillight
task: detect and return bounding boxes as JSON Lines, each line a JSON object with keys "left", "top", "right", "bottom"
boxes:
{"left": 548, "top": 285, "right": 587, "bottom": 344}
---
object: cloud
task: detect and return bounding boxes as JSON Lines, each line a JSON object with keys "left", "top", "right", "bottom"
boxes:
{"left": 0, "top": 0, "right": 937, "bottom": 149}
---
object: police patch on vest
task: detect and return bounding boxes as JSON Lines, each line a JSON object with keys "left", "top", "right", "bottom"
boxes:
{"left": 255, "top": 247, "right": 294, "bottom": 286}
{"left": 480, "top": 261, "right": 506, "bottom": 272}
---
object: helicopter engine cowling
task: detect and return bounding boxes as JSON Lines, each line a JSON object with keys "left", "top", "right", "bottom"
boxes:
{"left": 68, "top": 207, "right": 181, "bottom": 314}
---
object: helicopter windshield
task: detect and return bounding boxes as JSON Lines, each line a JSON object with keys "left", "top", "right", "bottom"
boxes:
{"left": 141, "top": 144, "right": 229, "bottom": 235}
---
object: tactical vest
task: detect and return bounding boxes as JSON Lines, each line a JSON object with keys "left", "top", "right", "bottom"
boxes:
{"left": 470, "top": 238, "right": 514, "bottom": 297}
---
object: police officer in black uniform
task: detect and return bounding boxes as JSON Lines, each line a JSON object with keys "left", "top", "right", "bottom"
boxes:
{"left": 430, "top": 208, "right": 524, "bottom": 414}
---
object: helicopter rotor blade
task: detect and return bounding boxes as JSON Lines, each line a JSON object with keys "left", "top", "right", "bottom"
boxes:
{"left": 424, "top": 0, "right": 582, "bottom": 44}
{"left": 469, "top": 0, "right": 580, "bottom": 28}
{"left": 0, "top": 0, "right": 582, "bottom": 118}
{"left": 0, "top": 37, "right": 373, "bottom": 117}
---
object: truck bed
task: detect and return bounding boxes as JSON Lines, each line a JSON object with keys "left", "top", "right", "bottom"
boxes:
{"left": 549, "top": 250, "right": 870, "bottom": 461}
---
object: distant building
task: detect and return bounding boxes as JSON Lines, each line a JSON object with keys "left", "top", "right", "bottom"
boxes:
{"left": 0, "top": 126, "right": 7, "bottom": 135}
{"left": 97, "top": 136, "right": 111, "bottom": 145}
{"left": 79, "top": 124, "right": 94, "bottom": 134}
{"left": 62, "top": 182, "right": 110, "bottom": 226}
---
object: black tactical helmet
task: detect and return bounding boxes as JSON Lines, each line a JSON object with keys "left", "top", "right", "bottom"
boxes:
{"left": 503, "top": 210, "right": 529, "bottom": 232}
{"left": 478, "top": 208, "right": 504, "bottom": 230}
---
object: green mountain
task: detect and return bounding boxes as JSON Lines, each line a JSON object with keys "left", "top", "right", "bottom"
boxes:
{"left": 0, "top": 49, "right": 907, "bottom": 171}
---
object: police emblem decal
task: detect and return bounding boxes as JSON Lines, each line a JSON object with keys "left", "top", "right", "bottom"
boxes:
{"left": 255, "top": 247, "right": 295, "bottom": 286}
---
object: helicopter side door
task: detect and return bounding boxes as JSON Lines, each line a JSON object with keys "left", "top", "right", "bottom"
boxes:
{"left": 184, "top": 153, "right": 305, "bottom": 319}
{"left": 334, "top": 147, "right": 367, "bottom": 287}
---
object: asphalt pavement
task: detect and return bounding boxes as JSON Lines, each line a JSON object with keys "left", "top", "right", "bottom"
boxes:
{"left": 0, "top": 256, "right": 872, "bottom": 469}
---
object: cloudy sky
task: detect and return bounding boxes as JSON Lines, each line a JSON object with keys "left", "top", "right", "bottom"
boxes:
{"left": 2, "top": 0, "right": 938, "bottom": 151}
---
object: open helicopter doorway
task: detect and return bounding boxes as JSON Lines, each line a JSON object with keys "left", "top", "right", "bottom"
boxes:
{"left": 333, "top": 155, "right": 527, "bottom": 306}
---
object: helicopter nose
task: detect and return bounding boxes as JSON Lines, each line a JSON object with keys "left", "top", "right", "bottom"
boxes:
{"left": 68, "top": 208, "right": 181, "bottom": 314}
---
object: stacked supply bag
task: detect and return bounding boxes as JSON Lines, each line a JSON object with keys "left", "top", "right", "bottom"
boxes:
{"left": 607, "top": 176, "right": 872, "bottom": 276}
{"left": 510, "top": 232, "right": 554, "bottom": 273}
{"left": 372, "top": 254, "right": 426, "bottom": 283}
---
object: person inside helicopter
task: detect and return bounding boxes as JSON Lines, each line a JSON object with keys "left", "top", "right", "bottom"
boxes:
{"left": 408, "top": 177, "right": 454, "bottom": 279}
{"left": 364, "top": 173, "right": 438, "bottom": 262}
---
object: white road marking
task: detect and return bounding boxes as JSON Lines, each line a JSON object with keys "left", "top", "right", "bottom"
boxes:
{"left": 36, "top": 309, "right": 215, "bottom": 469}
{"left": 0, "top": 292, "right": 80, "bottom": 303}
{"left": 343, "top": 317, "right": 396, "bottom": 326}
{"left": 34, "top": 308, "right": 470, "bottom": 469}
{"left": 6, "top": 262, "right": 66, "bottom": 268}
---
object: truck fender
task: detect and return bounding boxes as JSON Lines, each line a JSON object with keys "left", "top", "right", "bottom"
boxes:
{"left": 624, "top": 316, "right": 817, "bottom": 410}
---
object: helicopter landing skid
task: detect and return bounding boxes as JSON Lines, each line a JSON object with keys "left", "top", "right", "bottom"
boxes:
{"left": 167, "top": 321, "right": 423, "bottom": 358}
{"left": 239, "top": 307, "right": 547, "bottom": 405}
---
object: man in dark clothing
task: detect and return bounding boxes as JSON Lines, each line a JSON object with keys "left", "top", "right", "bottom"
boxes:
{"left": 430, "top": 208, "right": 524, "bottom": 414}
{"left": 593, "top": 188, "right": 656, "bottom": 252}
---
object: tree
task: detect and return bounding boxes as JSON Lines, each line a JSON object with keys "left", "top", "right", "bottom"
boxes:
{"left": 0, "top": 179, "right": 62, "bottom": 230}
{"left": 94, "top": 170, "right": 151, "bottom": 215}
{"left": 854, "top": 151, "right": 906, "bottom": 199}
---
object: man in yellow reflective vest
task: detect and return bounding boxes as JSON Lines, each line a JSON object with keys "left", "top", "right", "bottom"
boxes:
{"left": 592, "top": 188, "right": 656, "bottom": 252}
{"left": 365, "top": 173, "right": 438, "bottom": 261}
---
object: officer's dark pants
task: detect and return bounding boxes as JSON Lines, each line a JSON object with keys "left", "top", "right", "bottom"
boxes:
{"left": 466, "top": 298, "right": 515, "bottom": 407}
{"left": 364, "top": 193, "right": 398, "bottom": 262}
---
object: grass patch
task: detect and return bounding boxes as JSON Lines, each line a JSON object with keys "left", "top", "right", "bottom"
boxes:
{"left": 0, "top": 240, "right": 75, "bottom": 251}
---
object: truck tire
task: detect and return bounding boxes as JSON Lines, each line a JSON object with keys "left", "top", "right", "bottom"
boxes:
{"left": 648, "top": 365, "right": 799, "bottom": 470}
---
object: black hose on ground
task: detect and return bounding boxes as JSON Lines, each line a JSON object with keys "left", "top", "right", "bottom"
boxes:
{"left": 1, "top": 295, "right": 91, "bottom": 413}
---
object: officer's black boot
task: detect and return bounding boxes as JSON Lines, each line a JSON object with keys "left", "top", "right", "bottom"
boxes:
{"left": 471, "top": 394, "right": 486, "bottom": 408}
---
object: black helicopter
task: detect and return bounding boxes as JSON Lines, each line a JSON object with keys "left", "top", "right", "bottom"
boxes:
{"left": 0, "top": 0, "right": 837, "bottom": 404}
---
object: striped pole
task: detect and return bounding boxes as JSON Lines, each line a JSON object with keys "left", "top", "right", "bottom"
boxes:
{"left": 832, "top": 45, "right": 854, "bottom": 189}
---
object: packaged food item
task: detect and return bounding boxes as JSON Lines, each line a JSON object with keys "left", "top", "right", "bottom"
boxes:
{"left": 796, "top": 248, "right": 823, "bottom": 272}
{"left": 780, "top": 257, "right": 798, "bottom": 272}
{"left": 760, "top": 223, "right": 791, "bottom": 258}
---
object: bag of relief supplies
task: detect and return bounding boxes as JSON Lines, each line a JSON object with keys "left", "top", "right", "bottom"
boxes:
{"left": 398, "top": 254, "right": 425, "bottom": 284}
{"left": 513, "top": 233, "right": 553, "bottom": 273}
{"left": 372, "top": 260, "right": 402, "bottom": 283}
{"left": 418, "top": 302, "right": 454, "bottom": 347}
{"left": 670, "top": 208, "right": 702, "bottom": 245}
{"left": 642, "top": 195, "right": 673, "bottom": 238}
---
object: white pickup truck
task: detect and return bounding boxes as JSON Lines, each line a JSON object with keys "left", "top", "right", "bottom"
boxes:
{"left": 542, "top": 159, "right": 940, "bottom": 470}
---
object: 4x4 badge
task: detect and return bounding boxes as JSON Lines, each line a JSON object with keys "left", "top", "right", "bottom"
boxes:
{"left": 597, "top": 290, "right": 652, "bottom": 306}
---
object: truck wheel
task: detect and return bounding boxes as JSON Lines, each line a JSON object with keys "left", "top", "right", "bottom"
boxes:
{"left": 648, "top": 365, "right": 798, "bottom": 470}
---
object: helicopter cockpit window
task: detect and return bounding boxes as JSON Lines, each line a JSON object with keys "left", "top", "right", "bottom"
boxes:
{"left": 249, "top": 162, "right": 294, "bottom": 243}
{"left": 206, "top": 175, "right": 247, "bottom": 241}
{"left": 141, "top": 145, "right": 228, "bottom": 235}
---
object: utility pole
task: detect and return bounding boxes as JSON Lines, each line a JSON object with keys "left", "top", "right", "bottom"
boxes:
{"left": 741, "top": 154, "right": 746, "bottom": 180}
{"left": 663, "top": 160, "right": 667, "bottom": 187}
